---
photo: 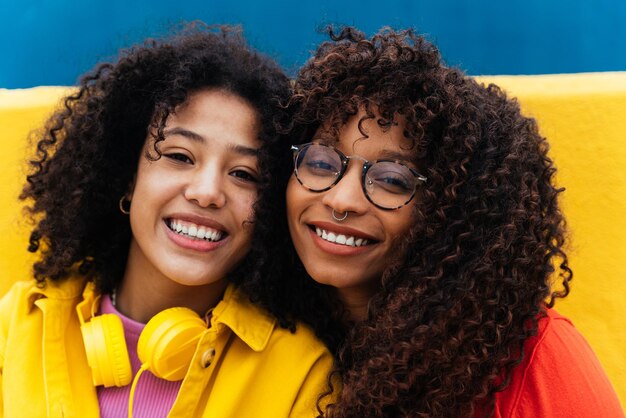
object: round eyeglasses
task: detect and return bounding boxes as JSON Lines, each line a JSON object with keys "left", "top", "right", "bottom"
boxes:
{"left": 291, "top": 142, "right": 427, "bottom": 210}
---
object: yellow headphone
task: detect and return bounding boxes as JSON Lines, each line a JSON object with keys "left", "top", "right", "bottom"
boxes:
{"left": 76, "top": 293, "right": 209, "bottom": 388}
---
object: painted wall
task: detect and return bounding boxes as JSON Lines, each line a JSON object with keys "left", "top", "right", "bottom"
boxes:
{"left": 1, "top": 0, "right": 625, "bottom": 88}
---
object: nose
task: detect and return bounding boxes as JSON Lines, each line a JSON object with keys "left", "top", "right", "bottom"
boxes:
{"left": 321, "top": 162, "right": 369, "bottom": 215}
{"left": 183, "top": 167, "right": 226, "bottom": 208}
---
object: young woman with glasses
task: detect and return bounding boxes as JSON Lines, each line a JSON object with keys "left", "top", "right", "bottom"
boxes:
{"left": 279, "top": 27, "right": 624, "bottom": 417}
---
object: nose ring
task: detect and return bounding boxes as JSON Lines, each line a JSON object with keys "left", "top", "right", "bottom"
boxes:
{"left": 332, "top": 209, "right": 348, "bottom": 222}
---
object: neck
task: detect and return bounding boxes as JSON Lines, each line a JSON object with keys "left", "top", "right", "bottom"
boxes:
{"left": 335, "top": 286, "right": 375, "bottom": 322}
{"left": 115, "top": 242, "right": 228, "bottom": 323}
{"left": 115, "top": 279, "right": 226, "bottom": 324}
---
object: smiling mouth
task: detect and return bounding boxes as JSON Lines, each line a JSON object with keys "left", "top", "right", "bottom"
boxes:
{"left": 167, "top": 219, "right": 226, "bottom": 242}
{"left": 310, "top": 226, "right": 373, "bottom": 247}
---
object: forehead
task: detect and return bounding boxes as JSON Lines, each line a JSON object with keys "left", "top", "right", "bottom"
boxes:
{"left": 168, "top": 88, "right": 262, "bottom": 149}
{"left": 315, "top": 110, "right": 416, "bottom": 160}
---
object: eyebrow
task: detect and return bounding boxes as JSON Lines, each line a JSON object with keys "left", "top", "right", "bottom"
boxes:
{"left": 228, "top": 143, "right": 260, "bottom": 157}
{"left": 315, "top": 137, "right": 415, "bottom": 163}
{"left": 164, "top": 127, "right": 204, "bottom": 143}
{"left": 378, "top": 150, "right": 415, "bottom": 162}
{"left": 164, "top": 127, "right": 260, "bottom": 157}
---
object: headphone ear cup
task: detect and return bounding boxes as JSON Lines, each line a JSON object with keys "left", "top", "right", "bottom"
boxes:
{"left": 80, "top": 313, "right": 132, "bottom": 387}
{"left": 137, "top": 307, "right": 207, "bottom": 381}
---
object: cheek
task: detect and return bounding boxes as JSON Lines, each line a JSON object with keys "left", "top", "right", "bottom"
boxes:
{"left": 233, "top": 194, "right": 257, "bottom": 252}
{"left": 385, "top": 206, "right": 415, "bottom": 240}
{"left": 286, "top": 176, "right": 303, "bottom": 214}
{"left": 130, "top": 159, "right": 170, "bottom": 200}
{"left": 232, "top": 187, "right": 259, "bottom": 226}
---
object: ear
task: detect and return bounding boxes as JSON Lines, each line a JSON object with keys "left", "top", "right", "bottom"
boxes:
{"left": 125, "top": 175, "right": 137, "bottom": 201}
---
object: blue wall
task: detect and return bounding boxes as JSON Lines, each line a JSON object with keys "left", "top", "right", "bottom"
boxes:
{"left": 2, "top": 0, "right": 625, "bottom": 88}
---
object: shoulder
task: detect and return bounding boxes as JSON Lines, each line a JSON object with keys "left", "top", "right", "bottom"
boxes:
{"left": 260, "top": 317, "right": 335, "bottom": 403}
{"left": 0, "top": 277, "right": 88, "bottom": 338}
{"left": 215, "top": 286, "right": 334, "bottom": 402}
{"left": 268, "top": 319, "right": 330, "bottom": 358}
{"left": 494, "top": 309, "right": 625, "bottom": 418}
{"left": 218, "top": 285, "right": 331, "bottom": 358}
{"left": 0, "top": 280, "right": 42, "bottom": 364}
{"left": 0, "top": 280, "right": 40, "bottom": 301}
{"left": 0, "top": 280, "right": 41, "bottom": 318}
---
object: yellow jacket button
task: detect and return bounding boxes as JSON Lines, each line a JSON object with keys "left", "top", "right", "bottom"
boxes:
{"left": 201, "top": 348, "right": 216, "bottom": 368}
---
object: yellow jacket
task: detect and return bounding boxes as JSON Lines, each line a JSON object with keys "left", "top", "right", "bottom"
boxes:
{"left": 0, "top": 278, "right": 333, "bottom": 417}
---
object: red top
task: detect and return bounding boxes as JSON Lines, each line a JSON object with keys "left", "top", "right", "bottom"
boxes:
{"left": 491, "top": 309, "right": 624, "bottom": 417}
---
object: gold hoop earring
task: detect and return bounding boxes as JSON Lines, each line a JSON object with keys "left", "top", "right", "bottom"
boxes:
{"left": 119, "top": 196, "right": 131, "bottom": 215}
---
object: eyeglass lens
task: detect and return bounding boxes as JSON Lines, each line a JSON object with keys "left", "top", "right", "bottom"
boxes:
{"left": 294, "top": 144, "right": 419, "bottom": 209}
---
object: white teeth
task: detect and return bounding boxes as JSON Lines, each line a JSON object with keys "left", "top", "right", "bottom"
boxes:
{"left": 168, "top": 219, "right": 223, "bottom": 242}
{"left": 314, "top": 227, "right": 371, "bottom": 247}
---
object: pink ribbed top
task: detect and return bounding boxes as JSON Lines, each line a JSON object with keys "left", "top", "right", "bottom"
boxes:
{"left": 97, "top": 294, "right": 182, "bottom": 418}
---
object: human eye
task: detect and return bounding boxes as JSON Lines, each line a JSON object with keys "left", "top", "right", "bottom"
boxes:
{"left": 379, "top": 175, "right": 411, "bottom": 192}
{"left": 301, "top": 148, "right": 340, "bottom": 176}
{"left": 164, "top": 152, "right": 193, "bottom": 164}
{"left": 230, "top": 168, "right": 259, "bottom": 184}
{"left": 306, "top": 159, "right": 338, "bottom": 173}
{"left": 368, "top": 163, "right": 414, "bottom": 194}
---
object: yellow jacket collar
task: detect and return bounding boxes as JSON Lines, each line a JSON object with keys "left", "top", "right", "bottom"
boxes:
{"left": 26, "top": 277, "right": 89, "bottom": 311}
{"left": 212, "top": 284, "right": 276, "bottom": 352}
{"left": 27, "top": 278, "right": 276, "bottom": 352}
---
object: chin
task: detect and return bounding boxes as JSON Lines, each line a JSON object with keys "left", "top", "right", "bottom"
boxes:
{"left": 161, "top": 265, "right": 225, "bottom": 288}
{"left": 307, "top": 267, "right": 356, "bottom": 289}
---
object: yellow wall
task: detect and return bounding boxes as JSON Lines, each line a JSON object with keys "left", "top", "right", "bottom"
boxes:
{"left": 1, "top": 76, "right": 625, "bottom": 403}
{"left": 478, "top": 73, "right": 626, "bottom": 404}
{"left": 0, "top": 87, "right": 72, "bottom": 295}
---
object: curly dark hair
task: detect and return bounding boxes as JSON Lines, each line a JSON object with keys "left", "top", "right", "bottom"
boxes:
{"left": 280, "top": 27, "right": 573, "bottom": 417}
{"left": 19, "top": 23, "right": 296, "bottom": 321}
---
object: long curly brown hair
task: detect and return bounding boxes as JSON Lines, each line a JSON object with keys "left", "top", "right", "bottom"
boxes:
{"left": 19, "top": 24, "right": 299, "bottom": 328}
{"left": 285, "top": 27, "right": 572, "bottom": 417}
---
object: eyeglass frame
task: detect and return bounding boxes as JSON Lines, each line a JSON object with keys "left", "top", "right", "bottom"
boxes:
{"left": 290, "top": 142, "right": 427, "bottom": 210}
